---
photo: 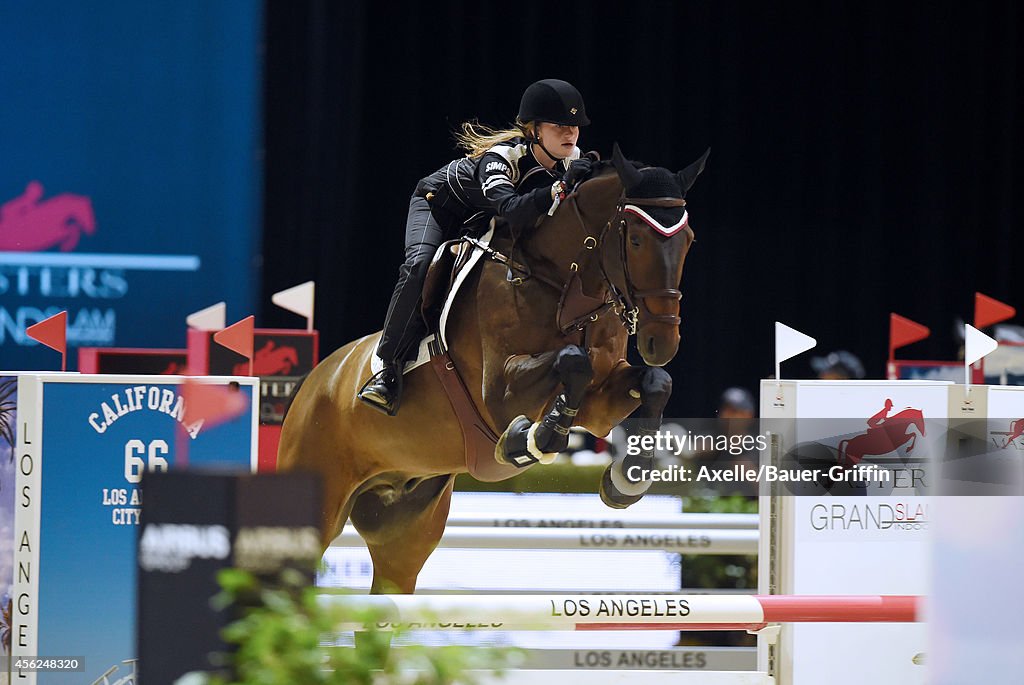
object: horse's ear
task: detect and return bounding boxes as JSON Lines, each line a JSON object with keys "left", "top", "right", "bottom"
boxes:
{"left": 612, "top": 142, "right": 643, "bottom": 192}
{"left": 676, "top": 147, "right": 710, "bottom": 196}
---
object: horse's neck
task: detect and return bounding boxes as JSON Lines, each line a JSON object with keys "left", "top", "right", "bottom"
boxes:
{"left": 521, "top": 173, "right": 622, "bottom": 288}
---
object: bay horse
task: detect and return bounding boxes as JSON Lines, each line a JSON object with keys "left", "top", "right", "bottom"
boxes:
{"left": 278, "top": 145, "right": 708, "bottom": 593}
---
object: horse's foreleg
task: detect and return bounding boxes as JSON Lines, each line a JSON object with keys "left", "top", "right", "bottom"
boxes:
{"left": 498, "top": 349, "right": 561, "bottom": 408}
{"left": 495, "top": 345, "right": 593, "bottom": 467}
{"left": 598, "top": 366, "right": 673, "bottom": 509}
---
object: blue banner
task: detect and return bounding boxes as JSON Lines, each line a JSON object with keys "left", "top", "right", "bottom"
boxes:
{"left": 0, "top": 1, "right": 262, "bottom": 369}
{"left": 18, "top": 377, "right": 255, "bottom": 684}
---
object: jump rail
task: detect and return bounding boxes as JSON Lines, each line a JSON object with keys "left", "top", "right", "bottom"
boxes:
{"left": 318, "top": 594, "right": 921, "bottom": 632}
{"left": 330, "top": 527, "right": 759, "bottom": 554}
{"left": 444, "top": 512, "right": 759, "bottom": 530}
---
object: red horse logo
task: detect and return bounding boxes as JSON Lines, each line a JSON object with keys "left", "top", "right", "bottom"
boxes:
{"left": 160, "top": 361, "right": 187, "bottom": 375}
{"left": 838, "top": 399, "right": 926, "bottom": 466}
{"left": 0, "top": 181, "right": 96, "bottom": 251}
{"left": 233, "top": 341, "right": 300, "bottom": 376}
{"left": 991, "top": 419, "right": 1024, "bottom": 449}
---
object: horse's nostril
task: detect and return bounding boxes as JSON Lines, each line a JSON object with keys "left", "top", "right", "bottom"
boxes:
{"left": 646, "top": 336, "right": 656, "bottom": 357}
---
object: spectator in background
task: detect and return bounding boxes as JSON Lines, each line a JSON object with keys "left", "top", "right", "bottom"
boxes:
{"left": 715, "top": 387, "right": 759, "bottom": 495}
{"left": 718, "top": 386, "right": 755, "bottom": 421}
{"left": 811, "top": 350, "right": 865, "bottom": 380}
{"left": 677, "top": 387, "right": 760, "bottom": 496}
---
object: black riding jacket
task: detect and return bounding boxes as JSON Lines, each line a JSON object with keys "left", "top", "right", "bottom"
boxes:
{"left": 415, "top": 137, "right": 580, "bottom": 232}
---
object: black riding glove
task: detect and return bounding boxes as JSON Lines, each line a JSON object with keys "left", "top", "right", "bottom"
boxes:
{"left": 562, "top": 158, "right": 593, "bottom": 188}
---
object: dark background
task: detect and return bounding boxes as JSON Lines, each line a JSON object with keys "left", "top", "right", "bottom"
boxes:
{"left": 260, "top": 1, "right": 1021, "bottom": 417}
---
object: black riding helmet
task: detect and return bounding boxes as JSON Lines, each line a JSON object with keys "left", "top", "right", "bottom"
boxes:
{"left": 518, "top": 79, "right": 590, "bottom": 127}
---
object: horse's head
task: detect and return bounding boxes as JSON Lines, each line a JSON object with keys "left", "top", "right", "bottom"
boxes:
{"left": 602, "top": 143, "right": 708, "bottom": 366}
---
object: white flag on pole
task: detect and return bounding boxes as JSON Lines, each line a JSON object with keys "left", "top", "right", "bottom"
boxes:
{"left": 186, "top": 302, "right": 226, "bottom": 331}
{"left": 775, "top": 321, "right": 816, "bottom": 380}
{"left": 964, "top": 324, "right": 998, "bottom": 365}
{"left": 272, "top": 281, "right": 315, "bottom": 331}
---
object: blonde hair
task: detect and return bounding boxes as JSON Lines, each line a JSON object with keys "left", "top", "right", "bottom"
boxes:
{"left": 453, "top": 119, "right": 536, "bottom": 159}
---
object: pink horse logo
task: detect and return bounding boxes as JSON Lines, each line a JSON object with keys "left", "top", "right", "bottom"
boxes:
{"left": 233, "top": 341, "right": 300, "bottom": 376}
{"left": 838, "top": 399, "right": 926, "bottom": 466}
{"left": 0, "top": 181, "right": 96, "bottom": 251}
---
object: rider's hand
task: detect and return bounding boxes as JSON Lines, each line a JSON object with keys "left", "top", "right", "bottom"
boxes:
{"left": 562, "top": 158, "right": 593, "bottom": 187}
{"left": 550, "top": 180, "right": 568, "bottom": 202}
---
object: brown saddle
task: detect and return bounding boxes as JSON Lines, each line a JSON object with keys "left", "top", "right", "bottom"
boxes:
{"left": 420, "top": 237, "right": 472, "bottom": 327}
{"left": 419, "top": 230, "right": 524, "bottom": 482}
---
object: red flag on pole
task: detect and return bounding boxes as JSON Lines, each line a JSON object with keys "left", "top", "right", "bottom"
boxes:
{"left": 213, "top": 315, "right": 255, "bottom": 375}
{"left": 974, "top": 292, "right": 1015, "bottom": 329}
{"left": 175, "top": 379, "right": 251, "bottom": 467}
{"left": 26, "top": 311, "right": 68, "bottom": 371}
{"left": 889, "top": 313, "right": 930, "bottom": 360}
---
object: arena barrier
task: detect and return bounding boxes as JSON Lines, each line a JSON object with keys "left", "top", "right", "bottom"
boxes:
{"left": 330, "top": 526, "right": 759, "bottom": 554}
{"left": 442, "top": 512, "right": 759, "bottom": 529}
{"left": 318, "top": 593, "right": 920, "bottom": 632}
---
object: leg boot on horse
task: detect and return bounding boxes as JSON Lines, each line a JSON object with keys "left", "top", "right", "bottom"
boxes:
{"left": 600, "top": 366, "right": 673, "bottom": 508}
{"left": 495, "top": 345, "right": 593, "bottom": 466}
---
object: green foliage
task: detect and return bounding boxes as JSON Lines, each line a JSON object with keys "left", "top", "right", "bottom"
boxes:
{"left": 680, "top": 493, "right": 758, "bottom": 516}
{"left": 677, "top": 495, "right": 758, "bottom": 590}
{"left": 177, "top": 568, "right": 517, "bottom": 685}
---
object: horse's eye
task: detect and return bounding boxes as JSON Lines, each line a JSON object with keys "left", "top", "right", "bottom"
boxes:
{"left": 630, "top": 234, "right": 642, "bottom": 247}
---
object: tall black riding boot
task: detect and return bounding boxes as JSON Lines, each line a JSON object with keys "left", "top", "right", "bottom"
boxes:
{"left": 358, "top": 362, "right": 404, "bottom": 416}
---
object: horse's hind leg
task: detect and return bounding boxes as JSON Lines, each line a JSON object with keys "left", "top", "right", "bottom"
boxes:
{"left": 349, "top": 474, "right": 455, "bottom": 593}
{"left": 496, "top": 345, "right": 593, "bottom": 466}
{"left": 599, "top": 366, "right": 673, "bottom": 509}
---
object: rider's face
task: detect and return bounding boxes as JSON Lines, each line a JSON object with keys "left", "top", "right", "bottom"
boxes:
{"left": 536, "top": 122, "right": 579, "bottom": 159}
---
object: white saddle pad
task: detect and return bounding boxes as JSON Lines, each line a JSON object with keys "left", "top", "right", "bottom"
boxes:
{"left": 371, "top": 226, "right": 494, "bottom": 377}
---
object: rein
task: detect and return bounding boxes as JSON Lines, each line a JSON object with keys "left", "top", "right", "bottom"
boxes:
{"left": 470, "top": 187, "right": 689, "bottom": 338}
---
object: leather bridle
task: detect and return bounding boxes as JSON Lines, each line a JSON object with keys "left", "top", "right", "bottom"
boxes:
{"left": 567, "top": 192, "right": 691, "bottom": 335}
{"left": 468, "top": 185, "right": 693, "bottom": 338}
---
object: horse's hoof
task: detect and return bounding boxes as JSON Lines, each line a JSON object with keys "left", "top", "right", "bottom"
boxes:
{"left": 495, "top": 415, "right": 542, "bottom": 467}
{"left": 599, "top": 465, "right": 645, "bottom": 509}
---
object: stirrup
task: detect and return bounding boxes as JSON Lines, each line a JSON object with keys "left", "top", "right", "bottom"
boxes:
{"left": 357, "top": 367, "right": 402, "bottom": 416}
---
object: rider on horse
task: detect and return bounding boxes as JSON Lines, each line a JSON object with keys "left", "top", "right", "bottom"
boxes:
{"left": 359, "top": 78, "right": 595, "bottom": 415}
